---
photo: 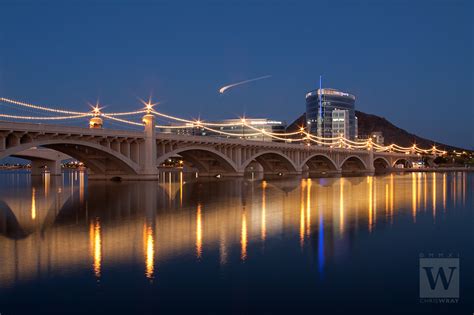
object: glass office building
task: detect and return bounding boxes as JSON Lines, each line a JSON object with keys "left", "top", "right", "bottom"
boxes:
{"left": 331, "top": 109, "right": 350, "bottom": 138}
{"left": 305, "top": 88, "right": 357, "bottom": 140}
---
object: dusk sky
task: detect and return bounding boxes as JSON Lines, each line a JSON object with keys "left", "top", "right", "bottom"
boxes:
{"left": 0, "top": 0, "right": 472, "bottom": 148}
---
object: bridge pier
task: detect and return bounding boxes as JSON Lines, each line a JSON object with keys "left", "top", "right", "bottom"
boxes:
{"left": 367, "top": 146, "right": 375, "bottom": 174}
{"left": 262, "top": 170, "right": 302, "bottom": 176}
{"left": 0, "top": 133, "right": 6, "bottom": 151}
{"left": 88, "top": 173, "right": 161, "bottom": 181}
{"left": 197, "top": 171, "right": 245, "bottom": 178}
{"left": 306, "top": 169, "right": 342, "bottom": 178}
{"left": 139, "top": 113, "right": 158, "bottom": 178}
{"left": 262, "top": 171, "right": 303, "bottom": 180}
{"left": 31, "top": 159, "right": 61, "bottom": 176}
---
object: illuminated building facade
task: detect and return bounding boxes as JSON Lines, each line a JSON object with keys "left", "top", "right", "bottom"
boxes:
{"left": 331, "top": 109, "right": 350, "bottom": 138}
{"left": 159, "top": 118, "right": 286, "bottom": 142}
{"left": 306, "top": 88, "right": 357, "bottom": 140}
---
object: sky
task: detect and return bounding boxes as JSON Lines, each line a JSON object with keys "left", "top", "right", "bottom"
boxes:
{"left": 0, "top": 0, "right": 472, "bottom": 148}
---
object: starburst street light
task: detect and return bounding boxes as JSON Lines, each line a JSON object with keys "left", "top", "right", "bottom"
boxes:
{"left": 92, "top": 106, "right": 101, "bottom": 116}
{"left": 89, "top": 101, "right": 104, "bottom": 117}
{"left": 88, "top": 100, "right": 104, "bottom": 129}
{"left": 139, "top": 97, "right": 159, "bottom": 114}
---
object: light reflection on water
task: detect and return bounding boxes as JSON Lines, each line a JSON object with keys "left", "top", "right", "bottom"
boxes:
{"left": 0, "top": 170, "right": 472, "bottom": 314}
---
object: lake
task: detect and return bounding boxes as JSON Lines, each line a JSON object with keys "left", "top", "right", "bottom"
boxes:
{"left": 0, "top": 171, "right": 472, "bottom": 314}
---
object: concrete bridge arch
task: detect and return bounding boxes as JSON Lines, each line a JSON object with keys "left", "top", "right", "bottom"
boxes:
{"left": 241, "top": 150, "right": 300, "bottom": 175}
{"left": 157, "top": 145, "right": 240, "bottom": 176}
{"left": 0, "top": 139, "right": 140, "bottom": 178}
{"left": 300, "top": 153, "right": 340, "bottom": 176}
{"left": 392, "top": 158, "right": 414, "bottom": 168}
{"left": 340, "top": 155, "right": 369, "bottom": 174}
{"left": 373, "top": 156, "right": 391, "bottom": 172}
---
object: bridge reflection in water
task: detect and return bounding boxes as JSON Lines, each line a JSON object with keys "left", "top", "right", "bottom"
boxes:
{"left": 0, "top": 170, "right": 469, "bottom": 288}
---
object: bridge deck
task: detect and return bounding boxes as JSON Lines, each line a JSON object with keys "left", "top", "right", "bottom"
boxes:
{"left": 0, "top": 120, "right": 424, "bottom": 179}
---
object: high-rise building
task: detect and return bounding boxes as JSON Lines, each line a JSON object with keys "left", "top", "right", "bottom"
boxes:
{"left": 305, "top": 88, "right": 357, "bottom": 140}
{"left": 331, "top": 109, "right": 350, "bottom": 138}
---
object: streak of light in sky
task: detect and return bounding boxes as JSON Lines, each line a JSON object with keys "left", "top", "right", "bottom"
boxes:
{"left": 219, "top": 75, "right": 272, "bottom": 94}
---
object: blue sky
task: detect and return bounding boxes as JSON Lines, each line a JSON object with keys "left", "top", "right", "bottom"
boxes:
{"left": 0, "top": 0, "right": 472, "bottom": 148}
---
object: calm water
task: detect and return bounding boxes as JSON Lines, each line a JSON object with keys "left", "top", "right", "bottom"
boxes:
{"left": 0, "top": 171, "right": 472, "bottom": 314}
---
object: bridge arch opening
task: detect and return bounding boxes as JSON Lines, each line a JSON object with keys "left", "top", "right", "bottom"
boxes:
{"left": 0, "top": 140, "right": 140, "bottom": 178}
{"left": 157, "top": 147, "right": 240, "bottom": 177}
{"left": 374, "top": 157, "right": 391, "bottom": 173}
{"left": 393, "top": 158, "right": 413, "bottom": 169}
{"left": 20, "top": 134, "right": 33, "bottom": 144}
{"left": 242, "top": 151, "right": 299, "bottom": 176}
{"left": 302, "top": 154, "right": 339, "bottom": 177}
{"left": 340, "top": 156, "right": 367, "bottom": 175}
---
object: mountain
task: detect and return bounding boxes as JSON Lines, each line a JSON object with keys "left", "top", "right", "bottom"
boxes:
{"left": 286, "top": 111, "right": 467, "bottom": 152}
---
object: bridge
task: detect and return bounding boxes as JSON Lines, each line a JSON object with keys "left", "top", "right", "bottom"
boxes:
{"left": 0, "top": 116, "right": 422, "bottom": 180}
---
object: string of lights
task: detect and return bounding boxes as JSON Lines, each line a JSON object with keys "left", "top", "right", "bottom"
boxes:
{"left": 0, "top": 97, "right": 87, "bottom": 115}
{"left": 0, "top": 96, "right": 447, "bottom": 155}
{"left": 155, "top": 123, "right": 193, "bottom": 129}
{"left": 103, "top": 110, "right": 147, "bottom": 116}
{"left": 0, "top": 113, "right": 91, "bottom": 120}
{"left": 305, "top": 132, "right": 342, "bottom": 141}
{"left": 101, "top": 114, "right": 144, "bottom": 126}
{"left": 150, "top": 110, "right": 247, "bottom": 127}
{"left": 198, "top": 124, "right": 264, "bottom": 137}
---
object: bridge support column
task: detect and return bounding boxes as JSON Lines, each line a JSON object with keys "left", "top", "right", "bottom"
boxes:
{"left": 130, "top": 141, "right": 140, "bottom": 163}
{"left": 307, "top": 168, "right": 342, "bottom": 178}
{"left": 31, "top": 159, "right": 61, "bottom": 176}
{"left": 367, "top": 144, "right": 375, "bottom": 174}
{"left": 197, "top": 171, "right": 245, "bottom": 177}
{"left": 141, "top": 113, "right": 158, "bottom": 178}
{"left": 30, "top": 160, "right": 43, "bottom": 176}
{"left": 0, "top": 134, "right": 5, "bottom": 151}
{"left": 121, "top": 140, "right": 130, "bottom": 158}
{"left": 45, "top": 160, "right": 62, "bottom": 176}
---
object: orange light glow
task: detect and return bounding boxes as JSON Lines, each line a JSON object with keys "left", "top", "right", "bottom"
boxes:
{"left": 299, "top": 180, "right": 306, "bottom": 247}
{"left": 339, "top": 179, "right": 344, "bottom": 236}
{"left": 412, "top": 173, "right": 417, "bottom": 222}
{"left": 241, "top": 210, "right": 247, "bottom": 261}
{"left": 368, "top": 176, "right": 373, "bottom": 232}
{"left": 91, "top": 218, "right": 102, "bottom": 279}
{"left": 31, "top": 187, "right": 36, "bottom": 220}
{"left": 306, "top": 179, "right": 312, "bottom": 236}
{"left": 432, "top": 173, "right": 436, "bottom": 220}
{"left": 196, "top": 204, "right": 202, "bottom": 259}
{"left": 144, "top": 224, "right": 155, "bottom": 280}
{"left": 261, "top": 181, "right": 267, "bottom": 241}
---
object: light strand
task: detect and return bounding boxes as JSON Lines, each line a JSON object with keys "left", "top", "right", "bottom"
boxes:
{"left": 1, "top": 97, "right": 87, "bottom": 115}
{"left": 101, "top": 114, "right": 144, "bottom": 126}
{"left": 0, "top": 97, "right": 448, "bottom": 154}
{"left": 0, "top": 113, "right": 91, "bottom": 120}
